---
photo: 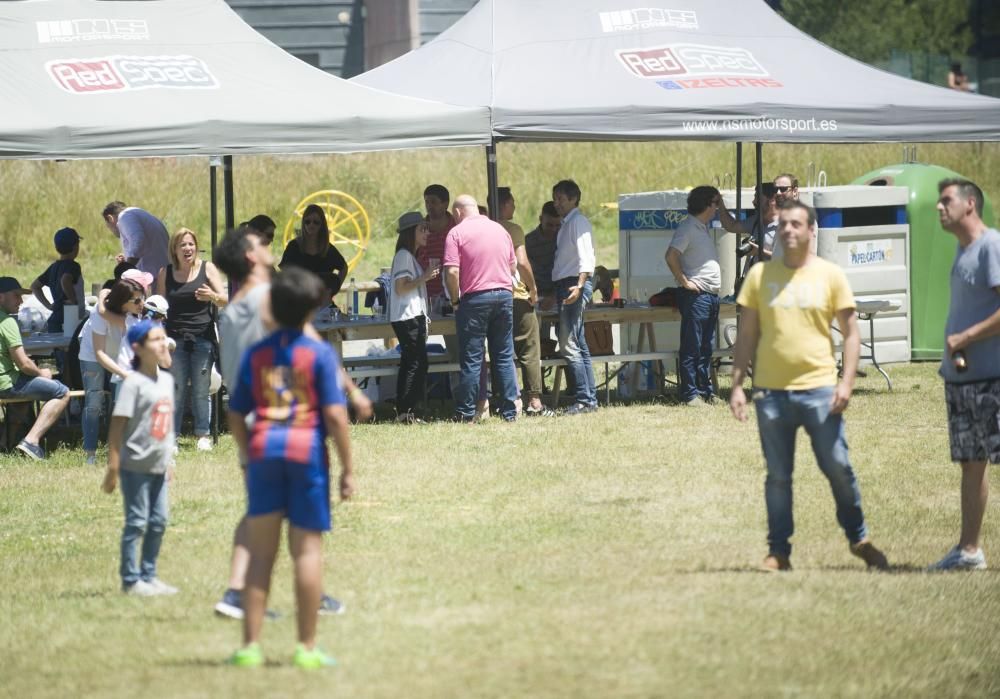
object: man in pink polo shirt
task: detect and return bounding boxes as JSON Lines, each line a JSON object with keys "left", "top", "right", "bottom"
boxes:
{"left": 443, "top": 194, "right": 519, "bottom": 422}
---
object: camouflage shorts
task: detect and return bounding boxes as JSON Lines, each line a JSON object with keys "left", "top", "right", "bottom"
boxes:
{"left": 945, "top": 379, "right": 1000, "bottom": 464}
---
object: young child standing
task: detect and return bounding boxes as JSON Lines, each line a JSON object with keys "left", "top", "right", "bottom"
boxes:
{"left": 31, "top": 227, "right": 85, "bottom": 334}
{"left": 227, "top": 268, "right": 354, "bottom": 669}
{"left": 101, "top": 319, "right": 178, "bottom": 596}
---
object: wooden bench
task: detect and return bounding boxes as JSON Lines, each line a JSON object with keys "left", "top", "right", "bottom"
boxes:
{"left": 0, "top": 389, "right": 86, "bottom": 451}
{"left": 343, "top": 351, "right": 685, "bottom": 406}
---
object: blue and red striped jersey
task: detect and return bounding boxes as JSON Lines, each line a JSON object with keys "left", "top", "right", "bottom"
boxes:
{"left": 229, "top": 329, "right": 345, "bottom": 466}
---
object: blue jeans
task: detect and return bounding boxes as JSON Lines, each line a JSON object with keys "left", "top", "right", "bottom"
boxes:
{"left": 753, "top": 387, "right": 869, "bottom": 558}
{"left": 80, "top": 360, "right": 106, "bottom": 453}
{"left": 119, "top": 469, "right": 169, "bottom": 587}
{"left": 455, "top": 289, "right": 519, "bottom": 420}
{"left": 0, "top": 374, "right": 69, "bottom": 401}
{"left": 677, "top": 289, "right": 720, "bottom": 401}
{"left": 171, "top": 335, "right": 213, "bottom": 436}
{"left": 557, "top": 278, "right": 596, "bottom": 406}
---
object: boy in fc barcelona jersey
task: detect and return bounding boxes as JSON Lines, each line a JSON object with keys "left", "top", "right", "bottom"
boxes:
{"left": 226, "top": 268, "right": 355, "bottom": 669}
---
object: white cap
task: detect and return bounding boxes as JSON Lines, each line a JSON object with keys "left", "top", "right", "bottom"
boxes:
{"left": 144, "top": 294, "right": 169, "bottom": 316}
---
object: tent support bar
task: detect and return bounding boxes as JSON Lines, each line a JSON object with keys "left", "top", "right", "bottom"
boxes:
{"left": 209, "top": 160, "right": 221, "bottom": 446}
{"left": 735, "top": 142, "right": 743, "bottom": 293}
{"left": 735, "top": 143, "right": 743, "bottom": 213}
{"left": 485, "top": 141, "right": 499, "bottom": 221}
{"left": 209, "top": 163, "right": 218, "bottom": 253}
{"left": 223, "top": 155, "right": 235, "bottom": 232}
{"left": 754, "top": 142, "right": 764, "bottom": 254}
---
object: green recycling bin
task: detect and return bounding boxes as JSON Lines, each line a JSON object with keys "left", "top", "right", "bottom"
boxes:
{"left": 852, "top": 164, "right": 996, "bottom": 360}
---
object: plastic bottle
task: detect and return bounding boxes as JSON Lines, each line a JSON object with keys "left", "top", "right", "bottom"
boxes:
{"left": 372, "top": 298, "right": 382, "bottom": 319}
{"left": 952, "top": 350, "right": 968, "bottom": 373}
{"left": 348, "top": 277, "right": 358, "bottom": 320}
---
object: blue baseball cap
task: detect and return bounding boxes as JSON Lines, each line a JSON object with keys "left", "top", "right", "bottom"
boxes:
{"left": 127, "top": 319, "right": 161, "bottom": 346}
{"left": 54, "top": 227, "right": 82, "bottom": 253}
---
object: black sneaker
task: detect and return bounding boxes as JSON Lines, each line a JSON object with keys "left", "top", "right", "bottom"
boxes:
{"left": 450, "top": 414, "right": 475, "bottom": 423}
{"left": 214, "top": 588, "right": 243, "bottom": 619}
{"left": 318, "top": 594, "right": 346, "bottom": 616}
{"left": 16, "top": 440, "right": 45, "bottom": 460}
{"left": 214, "top": 588, "right": 280, "bottom": 620}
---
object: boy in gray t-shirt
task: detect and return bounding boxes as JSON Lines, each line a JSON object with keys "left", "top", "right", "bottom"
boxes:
{"left": 102, "top": 320, "right": 177, "bottom": 596}
{"left": 218, "top": 282, "right": 269, "bottom": 391}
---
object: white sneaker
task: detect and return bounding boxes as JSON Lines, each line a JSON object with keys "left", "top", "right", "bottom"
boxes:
{"left": 196, "top": 437, "right": 212, "bottom": 451}
{"left": 147, "top": 578, "right": 180, "bottom": 595}
{"left": 123, "top": 579, "right": 159, "bottom": 596}
{"left": 929, "top": 545, "right": 987, "bottom": 571}
{"left": 84, "top": 451, "right": 97, "bottom": 466}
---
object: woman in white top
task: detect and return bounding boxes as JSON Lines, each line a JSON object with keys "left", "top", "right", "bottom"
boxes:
{"left": 389, "top": 212, "right": 440, "bottom": 423}
{"left": 77, "top": 279, "right": 145, "bottom": 463}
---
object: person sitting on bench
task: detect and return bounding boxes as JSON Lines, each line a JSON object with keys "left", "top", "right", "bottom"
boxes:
{"left": 0, "top": 277, "right": 70, "bottom": 459}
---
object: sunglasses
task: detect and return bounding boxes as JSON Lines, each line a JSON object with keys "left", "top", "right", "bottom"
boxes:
{"left": 304, "top": 218, "right": 324, "bottom": 226}
{"left": 130, "top": 296, "right": 144, "bottom": 304}
{"left": 775, "top": 185, "right": 793, "bottom": 193}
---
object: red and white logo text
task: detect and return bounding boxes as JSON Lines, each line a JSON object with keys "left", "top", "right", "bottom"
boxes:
{"left": 617, "top": 44, "right": 769, "bottom": 78}
{"left": 616, "top": 44, "right": 780, "bottom": 90}
{"left": 47, "top": 55, "right": 219, "bottom": 94}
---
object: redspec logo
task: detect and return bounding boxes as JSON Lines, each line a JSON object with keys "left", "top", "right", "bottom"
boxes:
{"left": 36, "top": 19, "right": 149, "bottom": 43}
{"left": 47, "top": 55, "right": 219, "bottom": 94}
{"left": 617, "top": 44, "right": 768, "bottom": 79}
{"left": 599, "top": 8, "right": 698, "bottom": 33}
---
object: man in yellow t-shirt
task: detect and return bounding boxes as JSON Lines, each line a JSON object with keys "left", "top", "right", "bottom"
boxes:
{"left": 730, "top": 201, "right": 888, "bottom": 572}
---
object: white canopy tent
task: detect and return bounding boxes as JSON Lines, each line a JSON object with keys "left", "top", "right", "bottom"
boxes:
{"left": 355, "top": 0, "right": 1000, "bottom": 243}
{"left": 355, "top": 0, "right": 1000, "bottom": 143}
{"left": 0, "top": 0, "right": 491, "bottom": 159}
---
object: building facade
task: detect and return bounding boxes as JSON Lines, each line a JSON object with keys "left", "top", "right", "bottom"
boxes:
{"left": 225, "top": 0, "right": 476, "bottom": 78}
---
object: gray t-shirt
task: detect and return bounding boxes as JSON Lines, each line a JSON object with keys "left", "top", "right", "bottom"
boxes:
{"left": 940, "top": 228, "right": 1000, "bottom": 383}
{"left": 218, "top": 283, "right": 269, "bottom": 391}
{"left": 112, "top": 369, "right": 175, "bottom": 474}
{"left": 669, "top": 216, "right": 721, "bottom": 294}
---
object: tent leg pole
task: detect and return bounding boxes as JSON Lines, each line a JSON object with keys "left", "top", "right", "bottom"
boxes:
{"left": 223, "top": 154, "right": 236, "bottom": 232}
{"left": 208, "top": 162, "right": 220, "bottom": 446}
{"left": 735, "top": 143, "right": 743, "bottom": 294}
{"left": 210, "top": 163, "right": 218, "bottom": 252}
{"left": 754, "top": 142, "right": 764, "bottom": 253}
{"left": 486, "top": 141, "right": 499, "bottom": 221}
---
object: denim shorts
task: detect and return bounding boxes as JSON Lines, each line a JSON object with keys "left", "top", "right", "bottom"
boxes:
{"left": 246, "top": 457, "right": 331, "bottom": 532}
{"left": 0, "top": 374, "right": 69, "bottom": 401}
{"left": 945, "top": 378, "right": 1000, "bottom": 464}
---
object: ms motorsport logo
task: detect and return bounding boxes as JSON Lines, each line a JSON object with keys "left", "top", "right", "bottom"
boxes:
{"left": 616, "top": 43, "right": 782, "bottom": 90}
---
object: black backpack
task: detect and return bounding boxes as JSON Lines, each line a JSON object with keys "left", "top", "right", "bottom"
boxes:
{"left": 63, "top": 317, "right": 89, "bottom": 390}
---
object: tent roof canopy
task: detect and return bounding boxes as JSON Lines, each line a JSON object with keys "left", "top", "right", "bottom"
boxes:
{"left": 355, "top": 0, "right": 1000, "bottom": 143}
{"left": 0, "top": 0, "right": 491, "bottom": 159}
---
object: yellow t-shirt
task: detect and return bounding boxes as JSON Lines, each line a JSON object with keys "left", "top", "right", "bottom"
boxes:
{"left": 501, "top": 220, "right": 530, "bottom": 301}
{"left": 736, "top": 258, "right": 855, "bottom": 390}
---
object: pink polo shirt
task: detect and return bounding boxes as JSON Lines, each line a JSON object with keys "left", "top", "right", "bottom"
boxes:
{"left": 442, "top": 214, "right": 516, "bottom": 296}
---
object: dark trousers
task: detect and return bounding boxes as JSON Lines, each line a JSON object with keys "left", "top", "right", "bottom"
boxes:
{"left": 392, "top": 315, "right": 428, "bottom": 415}
{"left": 678, "top": 289, "right": 720, "bottom": 401}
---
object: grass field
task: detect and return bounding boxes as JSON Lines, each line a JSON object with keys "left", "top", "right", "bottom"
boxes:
{"left": 2, "top": 141, "right": 998, "bottom": 295}
{"left": 1, "top": 363, "right": 998, "bottom": 698}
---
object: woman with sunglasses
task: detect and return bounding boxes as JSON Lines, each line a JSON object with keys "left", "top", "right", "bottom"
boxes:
{"left": 278, "top": 204, "right": 349, "bottom": 302}
{"left": 156, "top": 227, "right": 227, "bottom": 452}
{"left": 77, "top": 279, "right": 146, "bottom": 464}
{"left": 390, "top": 212, "right": 440, "bottom": 423}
